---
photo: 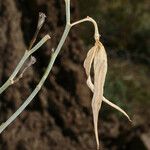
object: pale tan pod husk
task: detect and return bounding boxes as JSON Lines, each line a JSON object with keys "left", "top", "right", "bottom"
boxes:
{"left": 83, "top": 40, "right": 131, "bottom": 150}
{"left": 93, "top": 42, "right": 131, "bottom": 122}
{"left": 83, "top": 44, "right": 97, "bottom": 77}
{"left": 102, "top": 97, "right": 131, "bottom": 122}
{"left": 83, "top": 40, "right": 107, "bottom": 149}
{"left": 83, "top": 43, "right": 98, "bottom": 92}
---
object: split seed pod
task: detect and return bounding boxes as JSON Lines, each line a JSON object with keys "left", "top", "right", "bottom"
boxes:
{"left": 84, "top": 40, "right": 131, "bottom": 150}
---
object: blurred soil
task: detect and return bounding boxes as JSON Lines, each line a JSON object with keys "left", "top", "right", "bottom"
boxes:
{"left": 0, "top": 0, "right": 149, "bottom": 150}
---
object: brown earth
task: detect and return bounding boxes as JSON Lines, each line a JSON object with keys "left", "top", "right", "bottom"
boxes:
{"left": 0, "top": 0, "right": 149, "bottom": 150}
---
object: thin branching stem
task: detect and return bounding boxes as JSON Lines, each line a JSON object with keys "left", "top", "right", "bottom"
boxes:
{"left": 65, "top": 0, "right": 70, "bottom": 23}
{"left": 0, "top": 0, "right": 71, "bottom": 133}
{"left": 0, "top": 0, "right": 101, "bottom": 135}
{"left": 0, "top": 54, "right": 55, "bottom": 133}
{"left": 71, "top": 16, "right": 100, "bottom": 40}
{"left": 0, "top": 35, "right": 50, "bottom": 95}
{"left": 1, "top": 2, "right": 130, "bottom": 150}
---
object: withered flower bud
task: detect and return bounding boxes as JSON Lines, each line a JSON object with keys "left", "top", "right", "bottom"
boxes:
{"left": 37, "top": 12, "right": 46, "bottom": 30}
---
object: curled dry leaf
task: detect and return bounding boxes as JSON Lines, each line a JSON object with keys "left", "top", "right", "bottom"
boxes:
{"left": 84, "top": 40, "right": 131, "bottom": 150}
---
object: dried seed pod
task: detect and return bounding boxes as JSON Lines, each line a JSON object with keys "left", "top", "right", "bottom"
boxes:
{"left": 28, "top": 12, "right": 47, "bottom": 50}
{"left": 37, "top": 12, "right": 46, "bottom": 30}
{"left": 83, "top": 40, "right": 131, "bottom": 150}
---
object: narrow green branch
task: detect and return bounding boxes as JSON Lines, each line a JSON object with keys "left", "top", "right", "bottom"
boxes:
{"left": 0, "top": 0, "right": 71, "bottom": 133}
{"left": 0, "top": 0, "right": 101, "bottom": 134}
{"left": 71, "top": 16, "right": 100, "bottom": 40}
{"left": 0, "top": 54, "right": 54, "bottom": 133}
{"left": 0, "top": 35, "right": 50, "bottom": 94}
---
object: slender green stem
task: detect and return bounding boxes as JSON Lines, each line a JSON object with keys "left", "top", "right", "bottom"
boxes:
{"left": 65, "top": 0, "right": 70, "bottom": 23}
{"left": 71, "top": 16, "right": 100, "bottom": 40}
{"left": 0, "top": 0, "right": 100, "bottom": 134}
{"left": 0, "top": 54, "right": 56, "bottom": 133}
{"left": 0, "top": 0, "right": 71, "bottom": 133}
{"left": 0, "top": 35, "right": 50, "bottom": 94}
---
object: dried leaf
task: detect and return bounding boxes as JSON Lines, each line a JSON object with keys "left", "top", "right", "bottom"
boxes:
{"left": 83, "top": 44, "right": 97, "bottom": 77}
{"left": 83, "top": 40, "right": 131, "bottom": 150}
{"left": 86, "top": 73, "right": 131, "bottom": 122}
{"left": 92, "top": 41, "right": 107, "bottom": 149}
{"left": 102, "top": 97, "right": 131, "bottom": 122}
{"left": 84, "top": 41, "right": 107, "bottom": 149}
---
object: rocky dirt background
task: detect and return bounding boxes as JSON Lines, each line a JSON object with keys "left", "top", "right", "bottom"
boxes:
{"left": 0, "top": 0, "right": 149, "bottom": 150}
